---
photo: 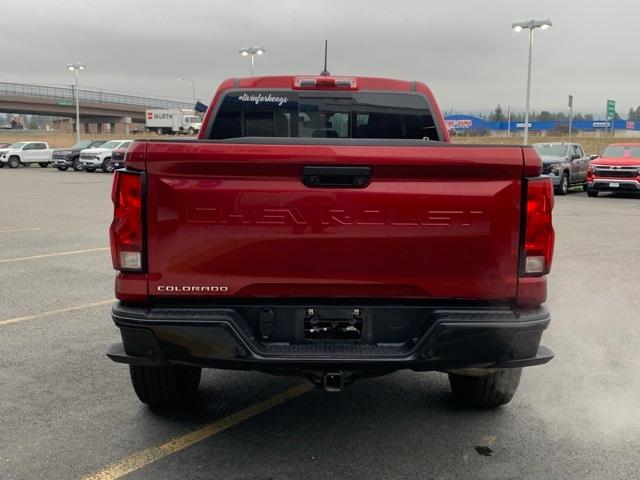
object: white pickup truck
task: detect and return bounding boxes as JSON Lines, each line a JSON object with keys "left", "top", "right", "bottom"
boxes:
{"left": 79, "top": 139, "right": 131, "bottom": 173}
{"left": 0, "top": 141, "right": 53, "bottom": 168}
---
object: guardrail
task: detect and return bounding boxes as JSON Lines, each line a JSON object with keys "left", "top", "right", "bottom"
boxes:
{"left": 0, "top": 82, "right": 192, "bottom": 110}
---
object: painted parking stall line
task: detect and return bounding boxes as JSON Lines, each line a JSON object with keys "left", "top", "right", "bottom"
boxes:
{"left": 0, "top": 246, "right": 109, "bottom": 264}
{"left": 0, "top": 227, "right": 42, "bottom": 234}
{"left": 81, "top": 383, "right": 314, "bottom": 480}
{"left": 0, "top": 299, "right": 113, "bottom": 326}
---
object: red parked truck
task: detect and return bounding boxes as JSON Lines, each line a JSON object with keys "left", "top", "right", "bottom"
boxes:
{"left": 107, "top": 75, "right": 555, "bottom": 408}
{"left": 587, "top": 143, "right": 640, "bottom": 197}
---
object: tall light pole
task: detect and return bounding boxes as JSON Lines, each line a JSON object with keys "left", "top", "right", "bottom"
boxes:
{"left": 511, "top": 19, "right": 552, "bottom": 145}
{"left": 178, "top": 77, "right": 196, "bottom": 105}
{"left": 238, "top": 46, "right": 265, "bottom": 76}
{"left": 66, "top": 62, "right": 85, "bottom": 144}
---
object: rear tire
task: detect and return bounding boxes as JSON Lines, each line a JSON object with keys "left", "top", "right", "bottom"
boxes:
{"left": 587, "top": 190, "right": 599, "bottom": 197}
{"left": 71, "top": 157, "right": 83, "bottom": 171}
{"left": 129, "top": 365, "right": 202, "bottom": 408}
{"left": 8, "top": 156, "right": 20, "bottom": 168}
{"left": 188, "top": 127, "right": 195, "bottom": 135}
{"left": 448, "top": 368, "right": 522, "bottom": 408}
{"left": 39, "top": 162, "right": 49, "bottom": 168}
{"left": 554, "top": 172, "right": 569, "bottom": 195}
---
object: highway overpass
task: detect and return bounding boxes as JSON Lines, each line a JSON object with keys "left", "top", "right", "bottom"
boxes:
{"left": 0, "top": 82, "right": 193, "bottom": 133}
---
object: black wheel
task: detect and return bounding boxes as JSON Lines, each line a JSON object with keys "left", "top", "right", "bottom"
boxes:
{"left": 0, "top": 163, "right": 4, "bottom": 168}
{"left": 103, "top": 158, "right": 114, "bottom": 173}
{"left": 587, "top": 190, "right": 599, "bottom": 197}
{"left": 129, "top": 365, "right": 201, "bottom": 408}
{"left": 188, "top": 127, "right": 195, "bottom": 135}
{"left": 84, "top": 167, "right": 96, "bottom": 173}
{"left": 449, "top": 368, "right": 522, "bottom": 408}
{"left": 555, "top": 172, "right": 569, "bottom": 195}
{"left": 56, "top": 166, "right": 69, "bottom": 171}
{"left": 39, "top": 162, "right": 49, "bottom": 168}
{"left": 8, "top": 156, "right": 20, "bottom": 168}
{"left": 71, "top": 157, "right": 83, "bottom": 171}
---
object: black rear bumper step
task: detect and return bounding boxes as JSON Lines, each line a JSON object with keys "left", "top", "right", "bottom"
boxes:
{"left": 108, "top": 301, "right": 552, "bottom": 373}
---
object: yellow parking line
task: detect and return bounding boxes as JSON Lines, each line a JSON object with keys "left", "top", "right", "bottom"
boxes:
{"left": 0, "top": 299, "right": 113, "bottom": 326}
{"left": 81, "top": 383, "right": 314, "bottom": 480}
{"left": 0, "top": 227, "right": 42, "bottom": 234}
{"left": 0, "top": 247, "right": 109, "bottom": 264}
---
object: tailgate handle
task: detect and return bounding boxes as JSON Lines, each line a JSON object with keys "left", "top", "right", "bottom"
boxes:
{"left": 302, "top": 166, "right": 371, "bottom": 188}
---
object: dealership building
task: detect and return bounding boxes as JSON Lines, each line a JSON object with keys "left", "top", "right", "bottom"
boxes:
{"left": 444, "top": 114, "right": 640, "bottom": 137}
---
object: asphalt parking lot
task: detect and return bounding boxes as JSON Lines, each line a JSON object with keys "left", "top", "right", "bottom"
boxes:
{"left": 1, "top": 167, "right": 640, "bottom": 480}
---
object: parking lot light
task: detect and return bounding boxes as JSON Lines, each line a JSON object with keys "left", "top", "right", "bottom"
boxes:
{"left": 66, "top": 62, "right": 85, "bottom": 144}
{"left": 238, "top": 46, "right": 266, "bottom": 76}
{"left": 511, "top": 19, "right": 552, "bottom": 145}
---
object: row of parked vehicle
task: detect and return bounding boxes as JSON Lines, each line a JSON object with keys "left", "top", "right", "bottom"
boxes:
{"left": 533, "top": 141, "right": 640, "bottom": 197}
{"left": 0, "top": 139, "right": 131, "bottom": 172}
{"left": 2, "top": 139, "right": 639, "bottom": 196}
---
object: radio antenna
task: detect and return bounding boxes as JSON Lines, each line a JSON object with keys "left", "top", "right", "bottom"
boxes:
{"left": 320, "top": 40, "right": 330, "bottom": 76}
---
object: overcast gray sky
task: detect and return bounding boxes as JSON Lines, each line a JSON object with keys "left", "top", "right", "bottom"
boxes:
{"left": 2, "top": 0, "right": 638, "bottom": 116}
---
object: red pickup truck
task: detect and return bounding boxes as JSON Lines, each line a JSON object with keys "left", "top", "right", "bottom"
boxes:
{"left": 587, "top": 143, "right": 640, "bottom": 197}
{"left": 107, "top": 75, "right": 555, "bottom": 409}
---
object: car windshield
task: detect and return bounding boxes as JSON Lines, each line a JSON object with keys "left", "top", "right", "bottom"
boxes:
{"left": 602, "top": 145, "right": 640, "bottom": 158}
{"left": 184, "top": 117, "right": 200, "bottom": 123}
{"left": 71, "top": 140, "right": 93, "bottom": 149}
{"left": 90, "top": 141, "right": 106, "bottom": 147}
{"left": 8, "top": 142, "right": 26, "bottom": 149}
{"left": 100, "top": 141, "right": 122, "bottom": 149}
{"left": 534, "top": 144, "right": 567, "bottom": 157}
{"left": 209, "top": 91, "right": 439, "bottom": 140}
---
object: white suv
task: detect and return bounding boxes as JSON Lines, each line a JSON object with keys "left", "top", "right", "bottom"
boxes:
{"left": 79, "top": 140, "right": 131, "bottom": 173}
{"left": 0, "top": 141, "right": 52, "bottom": 168}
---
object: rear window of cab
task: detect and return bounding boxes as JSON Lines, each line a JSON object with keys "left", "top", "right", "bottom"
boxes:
{"left": 209, "top": 91, "right": 440, "bottom": 141}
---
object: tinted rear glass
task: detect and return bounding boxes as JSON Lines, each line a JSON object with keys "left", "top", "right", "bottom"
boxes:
{"left": 209, "top": 91, "right": 439, "bottom": 140}
{"left": 602, "top": 146, "right": 640, "bottom": 158}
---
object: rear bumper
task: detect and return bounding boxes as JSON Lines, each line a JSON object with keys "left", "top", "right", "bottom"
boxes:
{"left": 108, "top": 301, "right": 553, "bottom": 373}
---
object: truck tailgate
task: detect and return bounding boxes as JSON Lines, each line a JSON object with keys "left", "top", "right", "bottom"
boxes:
{"left": 144, "top": 142, "right": 524, "bottom": 300}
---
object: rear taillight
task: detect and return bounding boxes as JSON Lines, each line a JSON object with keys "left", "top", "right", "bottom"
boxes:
{"left": 110, "top": 171, "right": 143, "bottom": 272}
{"left": 522, "top": 177, "right": 555, "bottom": 275}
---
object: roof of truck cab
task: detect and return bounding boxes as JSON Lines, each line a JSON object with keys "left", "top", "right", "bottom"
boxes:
{"left": 228, "top": 75, "right": 421, "bottom": 91}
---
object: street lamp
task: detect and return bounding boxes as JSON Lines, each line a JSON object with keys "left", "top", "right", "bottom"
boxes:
{"left": 511, "top": 19, "right": 552, "bottom": 145}
{"left": 66, "top": 62, "right": 85, "bottom": 144}
{"left": 238, "top": 46, "right": 265, "bottom": 76}
{"left": 178, "top": 77, "right": 196, "bottom": 105}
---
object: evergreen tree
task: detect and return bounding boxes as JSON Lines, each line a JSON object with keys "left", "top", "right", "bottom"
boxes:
{"left": 488, "top": 104, "right": 505, "bottom": 121}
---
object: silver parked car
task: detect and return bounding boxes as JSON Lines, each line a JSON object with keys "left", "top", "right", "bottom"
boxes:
{"left": 533, "top": 142, "right": 592, "bottom": 195}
